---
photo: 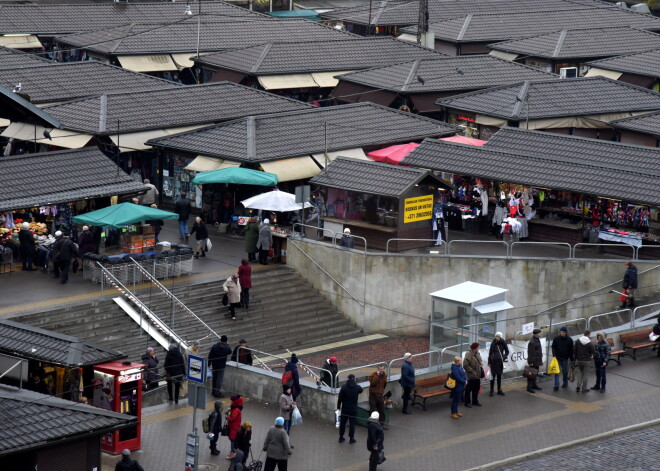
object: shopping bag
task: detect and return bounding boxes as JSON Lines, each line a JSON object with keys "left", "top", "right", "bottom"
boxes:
{"left": 205, "top": 238, "right": 212, "bottom": 252}
{"left": 568, "top": 363, "right": 575, "bottom": 383}
{"left": 335, "top": 409, "right": 341, "bottom": 429}
{"left": 291, "top": 407, "right": 303, "bottom": 426}
{"left": 548, "top": 357, "right": 561, "bottom": 375}
{"left": 484, "top": 366, "right": 492, "bottom": 381}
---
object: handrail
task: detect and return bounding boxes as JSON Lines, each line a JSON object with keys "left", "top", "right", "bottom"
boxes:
{"left": 447, "top": 239, "right": 508, "bottom": 256}
{"left": 332, "top": 232, "right": 368, "bottom": 254}
{"left": 336, "top": 361, "right": 387, "bottom": 386}
{"left": 573, "top": 242, "right": 635, "bottom": 259}
{"left": 587, "top": 308, "right": 632, "bottom": 330}
{"left": 288, "top": 239, "right": 364, "bottom": 306}
{"left": 234, "top": 346, "right": 289, "bottom": 367}
{"left": 440, "top": 344, "right": 463, "bottom": 365}
{"left": 386, "top": 350, "right": 439, "bottom": 378}
{"left": 632, "top": 301, "right": 660, "bottom": 328}
{"left": 510, "top": 241, "right": 571, "bottom": 259}
{"left": 292, "top": 223, "right": 335, "bottom": 241}
{"left": 129, "top": 257, "right": 220, "bottom": 342}
{"left": 385, "top": 239, "right": 446, "bottom": 254}
{"left": 97, "top": 262, "right": 187, "bottom": 349}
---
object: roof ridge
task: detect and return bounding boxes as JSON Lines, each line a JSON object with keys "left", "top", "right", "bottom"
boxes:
{"left": 456, "top": 14, "right": 472, "bottom": 42}
{"left": 552, "top": 30, "right": 568, "bottom": 58}
{"left": 401, "top": 59, "right": 421, "bottom": 92}
{"left": 251, "top": 43, "right": 271, "bottom": 73}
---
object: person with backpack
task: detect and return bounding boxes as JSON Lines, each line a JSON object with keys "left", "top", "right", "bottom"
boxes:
{"left": 283, "top": 354, "right": 301, "bottom": 400}
{"left": 208, "top": 400, "right": 224, "bottom": 456}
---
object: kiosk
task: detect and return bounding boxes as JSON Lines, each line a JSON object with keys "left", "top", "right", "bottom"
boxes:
{"left": 93, "top": 361, "right": 144, "bottom": 454}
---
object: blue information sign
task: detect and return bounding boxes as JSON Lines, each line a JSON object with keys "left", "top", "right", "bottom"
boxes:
{"left": 187, "top": 354, "right": 206, "bottom": 384}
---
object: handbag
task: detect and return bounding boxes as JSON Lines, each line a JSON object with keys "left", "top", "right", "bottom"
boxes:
{"left": 205, "top": 238, "right": 212, "bottom": 252}
{"left": 268, "top": 247, "right": 274, "bottom": 258}
{"left": 248, "top": 451, "right": 263, "bottom": 471}
{"left": 72, "top": 258, "right": 80, "bottom": 273}
{"left": 202, "top": 414, "right": 210, "bottom": 434}
{"left": 221, "top": 420, "right": 230, "bottom": 436}
{"left": 222, "top": 293, "right": 228, "bottom": 306}
{"left": 444, "top": 374, "right": 456, "bottom": 390}
{"left": 548, "top": 357, "right": 561, "bottom": 375}
{"left": 522, "top": 365, "right": 538, "bottom": 379}
{"left": 377, "top": 450, "right": 386, "bottom": 465}
{"left": 479, "top": 367, "right": 485, "bottom": 379}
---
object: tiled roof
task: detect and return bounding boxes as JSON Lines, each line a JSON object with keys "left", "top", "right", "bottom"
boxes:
{"left": 0, "top": 318, "right": 126, "bottom": 367}
{"left": 0, "top": 386, "right": 136, "bottom": 455}
{"left": 435, "top": 77, "right": 660, "bottom": 119}
{"left": 401, "top": 139, "right": 660, "bottom": 205}
{"left": 310, "top": 156, "right": 438, "bottom": 197}
{"left": 484, "top": 127, "right": 660, "bottom": 176}
{"left": 194, "top": 37, "right": 446, "bottom": 74}
{"left": 0, "top": 61, "right": 179, "bottom": 104}
{"left": 0, "top": 46, "right": 51, "bottom": 68}
{"left": 38, "top": 82, "right": 312, "bottom": 134}
{"left": 587, "top": 48, "right": 660, "bottom": 79}
{"left": 401, "top": 8, "right": 660, "bottom": 42}
{"left": 0, "top": 1, "right": 265, "bottom": 34}
{"left": 0, "top": 147, "right": 148, "bottom": 212}
{"left": 146, "top": 102, "right": 456, "bottom": 162}
{"left": 56, "top": 19, "right": 358, "bottom": 55}
{"left": 609, "top": 111, "right": 660, "bottom": 138}
{"left": 489, "top": 27, "right": 660, "bottom": 60}
{"left": 336, "top": 55, "right": 557, "bottom": 93}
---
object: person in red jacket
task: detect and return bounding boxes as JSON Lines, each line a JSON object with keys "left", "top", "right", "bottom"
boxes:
{"left": 226, "top": 394, "right": 244, "bottom": 460}
{"left": 237, "top": 259, "right": 252, "bottom": 309}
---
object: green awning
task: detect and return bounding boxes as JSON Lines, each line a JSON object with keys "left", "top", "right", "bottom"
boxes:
{"left": 72, "top": 202, "right": 178, "bottom": 229}
{"left": 191, "top": 167, "right": 278, "bottom": 186}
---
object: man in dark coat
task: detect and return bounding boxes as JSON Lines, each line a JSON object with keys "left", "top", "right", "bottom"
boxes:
{"left": 51, "top": 231, "right": 78, "bottom": 284}
{"left": 231, "top": 339, "right": 253, "bottom": 366}
{"left": 551, "top": 326, "right": 574, "bottom": 391}
{"left": 622, "top": 261, "right": 638, "bottom": 308}
{"left": 115, "top": 449, "right": 144, "bottom": 471}
{"left": 164, "top": 343, "right": 185, "bottom": 404}
{"left": 285, "top": 354, "right": 301, "bottom": 401}
{"left": 320, "top": 356, "right": 338, "bottom": 388}
{"left": 175, "top": 191, "right": 192, "bottom": 240}
{"left": 18, "top": 222, "right": 36, "bottom": 271}
{"left": 209, "top": 335, "right": 232, "bottom": 397}
{"left": 339, "top": 228, "right": 355, "bottom": 249}
{"left": 399, "top": 353, "right": 415, "bottom": 414}
{"left": 367, "top": 411, "right": 384, "bottom": 471}
{"left": 337, "top": 373, "right": 363, "bottom": 444}
{"left": 526, "top": 328, "right": 543, "bottom": 393}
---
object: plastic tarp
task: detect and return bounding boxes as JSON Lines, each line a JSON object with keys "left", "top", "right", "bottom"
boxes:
{"left": 185, "top": 156, "right": 240, "bottom": 172}
{"left": 72, "top": 202, "right": 178, "bottom": 229}
{"left": 439, "top": 135, "right": 487, "bottom": 146}
{"left": 0, "top": 34, "right": 42, "bottom": 49}
{"left": 368, "top": 142, "right": 419, "bottom": 165}
{"left": 258, "top": 74, "right": 319, "bottom": 90}
{"left": 397, "top": 33, "right": 417, "bottom": 43}
{"left": 488, "top": 50, "right": 518, "bottom": 61}
{"left": 242, "top": 189, "right": 312, "bottom": 212}
{"left": 191, "top": 167, "right": 278, "bottom": 186}
{"left": 259, "top": 156, "right": 321, "bottom": 182}
{"left": 1, "top": 122, "right": 93, "bottom": 148}
{"left": 310, "top": 71, "right": 353, "bottom": 88}
{"left": 118, "top": 55, "right": 177, "bottom": 72}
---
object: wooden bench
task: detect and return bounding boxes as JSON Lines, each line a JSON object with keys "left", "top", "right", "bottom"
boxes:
{"left": 411, "top": 375, "right": 451, "bottom": 411}
{"left": 620, "top": 330, "right": 657, "bottom": 361}
{"left": 606, "top": 338, "right": 625, "bottom": 366}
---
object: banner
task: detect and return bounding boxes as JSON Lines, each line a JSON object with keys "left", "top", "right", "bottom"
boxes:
{"left": 403, "top": 194, "right": 433, "bottom": 223}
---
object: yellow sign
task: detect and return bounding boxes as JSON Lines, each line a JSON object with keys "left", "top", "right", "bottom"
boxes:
{"left": 403, "top": 194, "right": 433, "bottom": 223}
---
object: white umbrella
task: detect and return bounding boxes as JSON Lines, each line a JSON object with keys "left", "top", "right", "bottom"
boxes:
{"left": 241, "top": 189, "right": 312, "bottom": 212}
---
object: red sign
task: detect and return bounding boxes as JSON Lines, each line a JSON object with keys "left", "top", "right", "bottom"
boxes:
{"left": 457, "top": 115, "right": 476, "bottom": 122}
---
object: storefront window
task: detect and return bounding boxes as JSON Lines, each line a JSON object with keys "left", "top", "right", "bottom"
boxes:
{"left": 324, "top": 188, "right": 396, "bottom": 225}
{"left": 162, "top": 152, "right": 200, "bottom": 208}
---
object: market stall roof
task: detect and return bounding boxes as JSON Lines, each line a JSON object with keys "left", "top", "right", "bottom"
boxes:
{"left": 489, "top": 27, "right": 660, "bottom": 61}
{"left": 0, "top": 147, "right": 147, "bottom": 212}
{"left": 0, "top": 386, "right": 137, "bottom": 456}
{"left": 0, "top": 45, "right": 51, "bottom": 67}
{"left": 484, "top": 127, "right": 660, "bottom": 176}
{"left": 191, "top": 167, "right": 278, "bottom": 186}
{"left": 72, "top": 202, "right": 178, "bottom": 229}
{"left": 146, "top": 102, "right": 456, "bottom": 163}
{"left": 435, "top": 77, "right": 660, "bottom": 120}
{"left": 185, "top": 156, "right": 240, "bottom": 173}
{"left": 0, "top": 84, "right": 61, "bottom": 128}
{"left": 0, "top": 61, "right": 180, "bottom": 105}
{"left": 401, "top": 139, "right": 660, "bottom": 206}
{"left": 586, "top": 48, "right": 660, "bottom": 79}
{"left": 310, "top": 156, "right": 447, "bottom": 198}
{"left": 241, "top": 189, "right": 312, "bottom": 212}
{"left": 609, "top": 110, "right": 660, "bottom": 138}
{"left": 0, "top": 318, "right": 126, "bottom": 367}
{"left": 367, "top": 136, "right": 485, "bottom": 165}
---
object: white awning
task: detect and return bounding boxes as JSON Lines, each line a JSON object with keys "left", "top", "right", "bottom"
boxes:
{"left": 260, "top": 156, "right": 321, "bottom": 182}
{"left": 0, "top": 34, "right": 42, "bottom": 49}
{"left": 474, "top": 301, "right": 514, "bottom": 314}
{"left": 185, "top": 156, "right": 240, "bottom": 172}
{"left": 1, "top": 122, "right": 93, "bottom": 148}
{"left": 311, "top": 71, "right": 353, "bottom": 88}
{"left": 0, "top": 118, "right": 9, "bottom": 128}
{"left": 258, "top": 74, "right": 319, "bottom": 90}
{"left": 475, "top": 114, "right": 508, "bottom": 127}
{"left": 489, "top": 50, "right": 518, "bottom": 61}
{"left": 311, "top": 148, "right": 369, "bottom": 168}
{"left": 585, "top": 67, "right": 623, "bottom": 80}
{"left": 397, "top": 33, "right": 417, "bottom": 43}
{"left": 110, "top": 129, "right": 169, "bottom": 151}
{"left": 118, "top": 55, "right": 178, "bottom": 72}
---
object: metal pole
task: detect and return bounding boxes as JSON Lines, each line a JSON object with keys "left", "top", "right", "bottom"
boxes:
{"left": 192, "top": 386, "right": 199, "bottom": 471}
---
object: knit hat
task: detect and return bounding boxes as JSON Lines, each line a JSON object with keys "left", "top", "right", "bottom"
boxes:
{"left": 283, "top": 384, "right": 291, "bottom": 393}
{"left": 221, "top": 335, "right": 228, "bottom": 342}
{"left": 264, "top": 219, "right": 270, "bottom": 225}
{"left": 403, "top": 352, "right": 412, "bottom": 360}
{"left": 470, "top": 342, "right": 480, "bottom": 350}
{"left": 275, "top": 417, "right": 284, "bottom": 426}
{"left": 122, "top": 449, "right": 130, "bottom": 457}
{"left": 290, "top": 353, "right": 298, "bottom": 364}
{"left": 329, "top": 356, "right": 337, "bottom": 363}
{"left": 242, "top": 422, "right": 252, "bottom": 429}
{"left": 21, "top": 222, "right": 29, "bottom": 230}
{"left": 560, "top": 327, "right": 568, "bottom": 333}
{"left": 239, "top": 339, "right": 247, "bottom": 344}
{"left": 192, "top": 340, "right": 200, "bottom": 346}
{"left": 495, "top": 332, "right": 504, "bottom": 339}
{"left": 369, "top": 411, "right": 379, "bottom": 420}
{"left": 344, "top": 228, "right": 351, "bottom": 234}
{"left": 230, "top": 394, "right": 241, "bottom": 401}
{"left": 82, "top": 226, "right": 89, "bottom": 231}
{"left": 55, "top": 230, "right": 63, "bottom": 237}
{"left": 532, "top": 329, "right": 542, "bottom": 335}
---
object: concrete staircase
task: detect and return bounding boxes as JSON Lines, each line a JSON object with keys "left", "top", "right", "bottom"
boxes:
{"left": 10, "top": 266, "right": 364, "bottom": 362}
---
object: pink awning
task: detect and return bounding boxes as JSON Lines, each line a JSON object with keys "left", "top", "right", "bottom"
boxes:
{"left": 367, "top": 142, "right": 419, "bottom": 165}
{"left": 439, "top": 135, "right": 487, "bottom": 146}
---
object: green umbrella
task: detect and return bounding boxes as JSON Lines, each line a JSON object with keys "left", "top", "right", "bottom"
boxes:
{"left": 72, "top": 202, "right": 178, "bottom": 229}
{"left": 191, "top": 167, "right": 278, "bottom": 186}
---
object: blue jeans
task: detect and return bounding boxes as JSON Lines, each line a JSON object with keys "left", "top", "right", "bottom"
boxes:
{"left": 554, "top": 358, "right": 569, "bottom": 387}
{"left": 283, "top": 419, "right": 291, "bottom": 435}
{"left": 179, "top": 220, "right": 189, "bottom": 239}
{"left": 450, "top": 389, "right": 463, "bottom": 414}
{"left": 594, "top": 361, "right": 607, "bottom": 389}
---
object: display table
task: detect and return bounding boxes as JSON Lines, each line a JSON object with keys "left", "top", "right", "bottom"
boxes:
{"left": 598, "top": 230, "right": 643, "bottom": 248}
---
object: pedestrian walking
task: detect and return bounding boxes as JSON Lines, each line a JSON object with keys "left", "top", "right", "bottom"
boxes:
{"left": 77, "top": 226, "right": 96, "bottom": 256}
{"left": 463, "top": 342, "right": 483, "bottom": 406}
{"left": 622, "top": 261, "right": 638, "bottom": 308}
{"left": 115, "top": 449, "right": 144, "bottom": 471}
{"left": 526, "top": 329, "right": 543, "bottom": 393}
{"left": 18, "top": 222, "right": 36, "bottom": 271}
{"left": 175, "top": 191, "right": 191, "bottom": 240}
{"left": 592, "top": 332, "right": 610, "bottom": 392}
{"left": 51, "top": 230, "right": 78, "bottom": 284}
{"left": 209, "top": 335, "right": 232, "bottom": 398}
{"left": 551, "top": 327, "right": 574, "bottom": 391}
{"left": 164, "top": 343, "right": 185, "bottom": 404}
{"left": 226, "top": 394, "right": 243, "bottom": 460}
{"left": 279, "top": 384, "right": 296, "bottom": 436}
{"left": 366, "top": 411, "right": 384, "bottom": 471}
{"left": 450, "top": 356, "right": 468, "bottom": 419}
{"left": 257, "top": 218, "right": 273, "bottom": 265}
{"left": 237, "top": 259, "right": 252, "bottom": 310}
{"left": 263, "top": 417, "right": 292, "bottom": 471}
{"left": 337, "top": 373, "right": 362, "bottom": 444}
{"left": 208, "top": 400, "right": 224, "bottom": 455}
{"left": 189, "top": 216, "right": 209, "bottom": 259}
{"left": 138, "top": 178, "right": 159, "bottom": 206}
{"left": 400, "top": 352, "right": 415, "bottom": 414}
{"left": 223, "top": 274, "right": 241, "bottom": 320}
{"left": 284, "top": 354, "right": 301, "bottom": 401}
{"left": 244, "top": 218, "right": 259, "bottom": 262}
{"left": 231, "top": 339, "right": 253, "bottom": 366}
{"left": 141, "top": 347, "right": 159, "bottom": 391}
{"left": 488, "top": 332, "right": 509, "bottom": 396}
{"left": 235, "top": 422, "right": 252, "bottom": 467}
{"left": 320, "top": 356, "right": 338, "bottom": 389}
{"left": 574, "top": 330, "right": 595, "bottom": 393}
{"left": 368, "top": 365, "right": 388, "bottom": 429}
{"left": 339, "top": 228, "right": 355, "bottom": 249}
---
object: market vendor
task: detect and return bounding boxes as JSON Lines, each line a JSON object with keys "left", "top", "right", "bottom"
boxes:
{"left": 18, "top": 222, "right": 37, "bottom": 271}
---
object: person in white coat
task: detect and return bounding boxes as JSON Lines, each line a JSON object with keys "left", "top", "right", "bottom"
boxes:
{"left": 223, "top": 274, "right": 241, "bottom": 320}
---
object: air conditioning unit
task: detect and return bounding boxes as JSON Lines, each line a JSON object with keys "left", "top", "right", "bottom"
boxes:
{"left": 559, "top": 67, "right": 578, "bottom": 79}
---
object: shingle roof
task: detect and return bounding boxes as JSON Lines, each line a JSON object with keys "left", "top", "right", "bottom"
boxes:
{"left": 56, "top": 19, "right": 358, "bottom": 55}
{"left": 0, "top": 46, "right": 51, "bottom": 68}
{"left": 400, "top": 8, "right": 660, "bottom": 42}
{"left": 193, "top": 37, "right": 446, "bottom": 74}
{"left": 609, "top": 110, "right": 660, "bottom": 138}
{"left": 146, "top": 102, "right": 456, "bottom": 162}
{"left": 0, "top": 147, "right": 148, "bottom": 212}
{"left": 38, "top": 82, "right": 311, "bottom": 134}
{"left": 0, "top": 386, "right": 136, "bottom": 455}
{"left": 484, "top": 127, "right": 660, "bottom": 176}
{"left": 0, "top": 61, "right": 179, "bottom": 105}
{"left": 336, "top": 55, "right": 557, "bottom": 93}
{"left": 401, "top": 139, "right": 660, "bottom": 205}
{"left": 435, "top": 77, "right": 660, "bottom": 119}
{"left": 587, "top": 48, "right": 660, "bottom": 79}
{"left": 0, "top": 1, "right": 266, "bottom": 35}
{"left": 0, "top": 318, "right": 126, "bottom": 367}
{"left": 489, "top": 27, "right": 660, "bottom": 60}
{"left": 310, "top": 156, "right": 439, "bottom": 197}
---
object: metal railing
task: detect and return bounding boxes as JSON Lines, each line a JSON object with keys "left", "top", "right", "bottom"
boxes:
{"left": 292, "top": 223, "right": 335, "bottom": 241}
{"left": 510, "top": 241, "right": 571, "bottom": 259}
{"left": 573, "top": 242, "right": 635, "bottom": 260}
{"left": 587, "top": 308, "right": 632, "bottom": 331}
{"left": 234, "top": 346, "right": 289, "bottom": 370}
{"left": 447, "top": 239, "right": 509, "bottom": 257}
{"left": 386, "top": 350, "right": 441, "bottom": 378}
{"left": 440, "top": 344, "right": 463, "bottom": 366}
{"left": 386, "top": 239, "right": 446, "bottom": 254}
{"left": 332, "top": 233, "right": 368, "bottom": 253}
{"left": 632, "top": 301, "right": 660, "bottom": 327}
{"left": 336, "top": 361, "right": 387, "bottom": 386}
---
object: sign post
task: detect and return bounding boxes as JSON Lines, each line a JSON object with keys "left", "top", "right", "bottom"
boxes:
{"left": 184, "top": 354, "right": 207, "bottom": 471}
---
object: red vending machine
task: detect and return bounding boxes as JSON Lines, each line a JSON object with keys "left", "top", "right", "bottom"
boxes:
{"left": 93, "top": 361, "right": 144, "bottom": 455}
